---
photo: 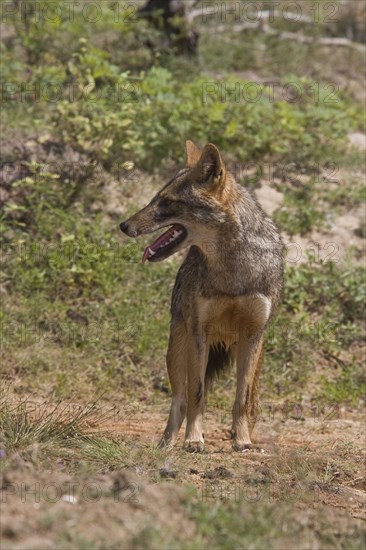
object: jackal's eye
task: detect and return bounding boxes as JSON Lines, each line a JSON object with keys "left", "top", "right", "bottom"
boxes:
{"left": 158, "top": 197, "right": 172, "bottom": 209}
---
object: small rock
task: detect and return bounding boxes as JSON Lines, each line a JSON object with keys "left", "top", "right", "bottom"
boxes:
{"left": 62, "top": 494, "right": 77, "bottom": 504}
{"left": 66, "top": 309, "right": 88, "bottom": 325}
{"left": 159, "top": 468, "right": 177, "bottom": 479}
{"left": 202, "top": 466, "right": 233, "bottom": 479}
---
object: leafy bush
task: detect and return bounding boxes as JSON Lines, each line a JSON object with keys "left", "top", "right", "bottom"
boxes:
{"left": 51, "top": 60, "right": 357, "bottom": 170}
{"left": 2, "top": 4, "right": 360, "bottom": 170}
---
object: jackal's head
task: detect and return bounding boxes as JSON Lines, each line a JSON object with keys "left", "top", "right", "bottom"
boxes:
{"left": 120, "top": 141, "right": 233, "bottom": 263}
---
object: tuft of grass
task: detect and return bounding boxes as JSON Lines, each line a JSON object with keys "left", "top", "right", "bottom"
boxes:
{"left": 0, "top": 389, "right": 121, "bottom": 464}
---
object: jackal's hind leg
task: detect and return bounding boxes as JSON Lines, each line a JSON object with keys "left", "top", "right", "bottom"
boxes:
{"left": 158, "top": 321, "right": 187, "bottom": 448}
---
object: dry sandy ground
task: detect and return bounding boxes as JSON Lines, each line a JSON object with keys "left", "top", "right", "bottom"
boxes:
{"left": 98, "top": 403, "right": 365, "bottom": 516}
{"left": 1, "top": 401, "right": 365, "bottom": 548}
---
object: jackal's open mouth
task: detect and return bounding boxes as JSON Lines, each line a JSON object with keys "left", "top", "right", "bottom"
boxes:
{"left": 142, "top": 224, "right": 187, "bottom": 263}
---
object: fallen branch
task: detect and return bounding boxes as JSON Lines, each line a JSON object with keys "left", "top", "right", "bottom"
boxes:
{"left": 211, "top": 22, "right": 365, "bottom": 52}
{"left": 188, "top": 5, "right": 365, "bottom": 51}
{"left": 279, "top": 31, "right": 365, "bottom": 50}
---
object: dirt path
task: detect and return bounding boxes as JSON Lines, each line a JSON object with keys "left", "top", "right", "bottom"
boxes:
{"left": 94, "top": 403, "right": 365, "bottom": 519}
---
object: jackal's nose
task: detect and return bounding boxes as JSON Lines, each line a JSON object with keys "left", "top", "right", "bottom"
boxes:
{"left": 119, "top": 221, "right": 129, "bottom": 234}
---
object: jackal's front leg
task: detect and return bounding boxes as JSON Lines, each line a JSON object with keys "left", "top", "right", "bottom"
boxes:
{"left": 232, "top": 334, "right": 264, "bottom": 451}
{"left": 158, "top": 321, "right": 187, "bottom": 448}
{"left": 184, "top": 339, "right": 209, "bottom": 452}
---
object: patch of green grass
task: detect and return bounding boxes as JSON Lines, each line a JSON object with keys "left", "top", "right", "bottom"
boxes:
{"left": 185, "top": 495, "right": 365, "bottom": 550}
{"left": 1, "top": 165, "right": 175, "bottom": 396}
{"left": 2, "top": 182, "right": 364, "bottom": 403}
{"left": 272, "top": 158, "right": 365, "bottom": 236}
{"left": 318, "top": 363, "right": 365, "bottom": 405}
{"left": 263, "top": 260, "right": 365, "bottom": 400}
{"left": 326, "top": 173, "right": 365, "bottom": 211}
{"left": 273, "top": 180, "right": 325, "bottom": 235}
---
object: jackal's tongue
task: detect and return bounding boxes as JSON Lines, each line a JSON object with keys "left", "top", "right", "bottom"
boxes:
{"left": 142, "top": 224, "right": 183, "bottom": 264}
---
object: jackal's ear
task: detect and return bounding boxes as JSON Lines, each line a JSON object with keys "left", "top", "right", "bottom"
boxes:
{"left": 195, "top": 143, "right": 226, "bottom": 186}
{"left": 185, "top": 140, "right": 202, "bottom": 168}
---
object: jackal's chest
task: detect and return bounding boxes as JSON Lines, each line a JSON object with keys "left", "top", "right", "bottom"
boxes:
{"left": 195, "top": 294, "right": 272, "bottom": 346}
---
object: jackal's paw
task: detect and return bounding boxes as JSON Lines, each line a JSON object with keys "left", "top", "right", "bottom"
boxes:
{"left": 231, "top": 432, "right": 251, "bottom": 451}
{"left": 233, "top": 441, "right": 263, "bottom": 452}
{"left": 183, "top": 439, "right": 205, "bottom": 453}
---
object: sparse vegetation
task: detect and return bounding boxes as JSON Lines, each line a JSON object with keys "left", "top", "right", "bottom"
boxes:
{"left": 0, "top": 1, "right": 365, "bottom": 548}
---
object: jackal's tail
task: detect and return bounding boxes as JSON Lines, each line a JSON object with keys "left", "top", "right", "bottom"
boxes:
{"left": 205, "top": 344, "right": 232, "bottom": 390}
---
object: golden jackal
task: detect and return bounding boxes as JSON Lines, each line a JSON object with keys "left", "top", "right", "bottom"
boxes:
{"left": 120, "top": 141, "right": 284, "bottom": 451}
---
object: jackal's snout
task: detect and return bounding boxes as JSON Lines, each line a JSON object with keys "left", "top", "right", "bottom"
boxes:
{"left": 119, "top": 220, "right": 128, "bottom": 233}
{"left": 119, "top": 220, "right": 139, "bottom": 237}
